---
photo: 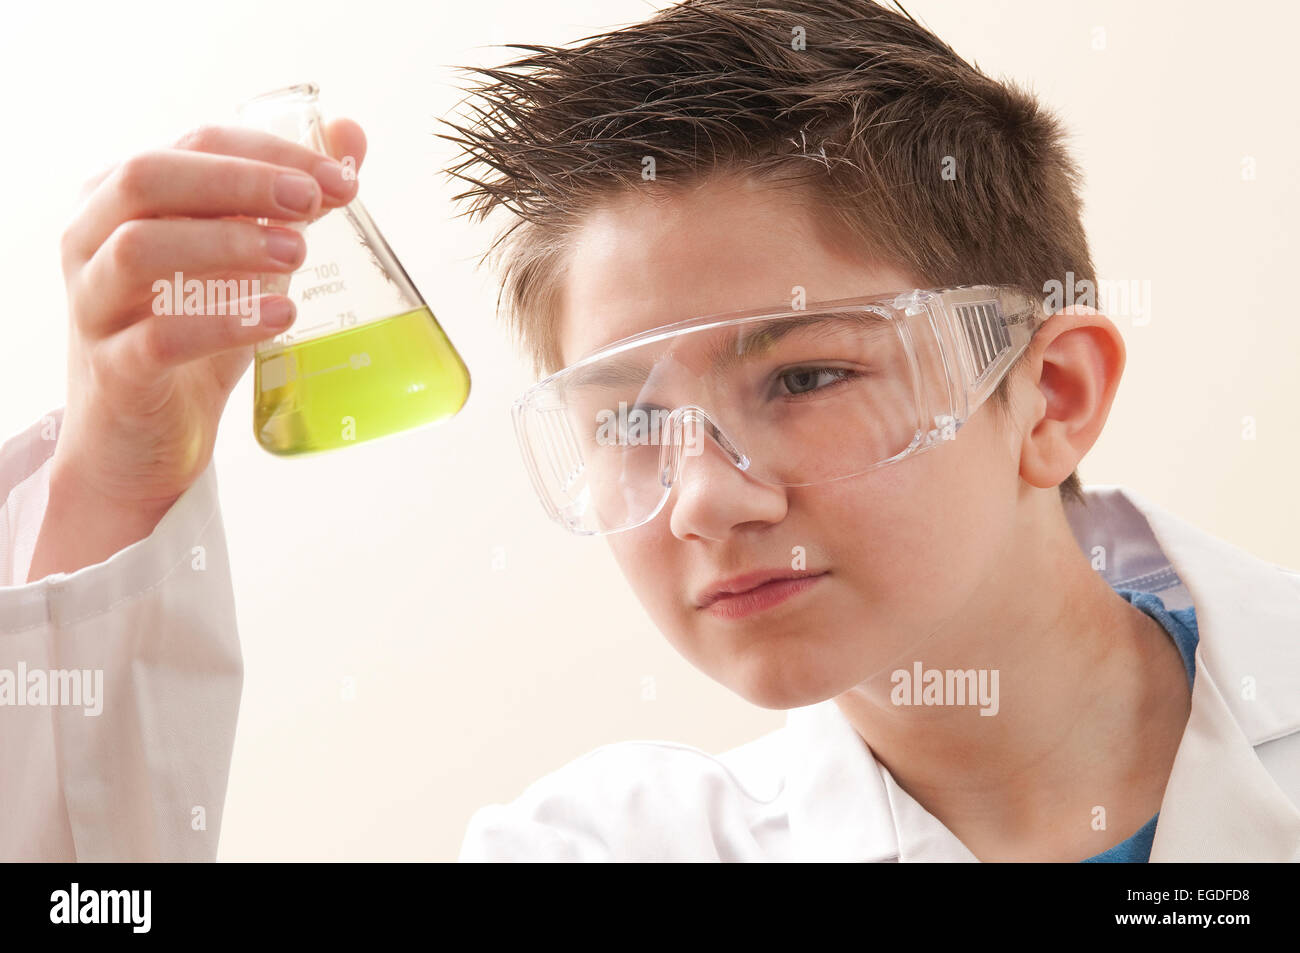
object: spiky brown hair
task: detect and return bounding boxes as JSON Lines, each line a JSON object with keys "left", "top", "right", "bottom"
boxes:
{"left": 440, "top": 0, "right": 1090, "bottom": 505}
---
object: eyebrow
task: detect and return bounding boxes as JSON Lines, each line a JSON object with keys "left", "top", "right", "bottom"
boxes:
{"left": 564, "top": 310, "right": 894, "bottom": 391}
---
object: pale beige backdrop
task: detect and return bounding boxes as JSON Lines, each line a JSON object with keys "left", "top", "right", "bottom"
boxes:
{"left": 0, "top": 0, "right": 1296, "bottom": 860}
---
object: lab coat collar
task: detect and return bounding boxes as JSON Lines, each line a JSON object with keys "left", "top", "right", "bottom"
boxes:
{"left": 781, "top": 484, "right": 1300, "bottom": 862}
{"left": 1114, "top": 486, "right": 1300, "bottom": 861}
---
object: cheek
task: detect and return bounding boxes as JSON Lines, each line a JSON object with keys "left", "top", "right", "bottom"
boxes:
{"left": 605, "top": 527, "right": 736, "bottom": 678}
{"left": 815, "top": 427, "right": 1014, "bottom": 617}
{"left": 606, "top": 531, "right": 686, "bottom": 624}
{"left": 810, "top": 470, "right": 937, "bottom": 607}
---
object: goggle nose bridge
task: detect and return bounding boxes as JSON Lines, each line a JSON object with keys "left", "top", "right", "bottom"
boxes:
{"left": 657, "top": 405, "right": 752, "bottom": 489}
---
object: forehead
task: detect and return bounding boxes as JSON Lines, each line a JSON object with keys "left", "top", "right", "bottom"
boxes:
{"left": 556, "top": 175, "right": 914, "bottom": 367}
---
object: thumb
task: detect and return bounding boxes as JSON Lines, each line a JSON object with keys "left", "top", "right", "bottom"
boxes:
{"left": 322, "top": 118, "right": 367, "bottom": 179}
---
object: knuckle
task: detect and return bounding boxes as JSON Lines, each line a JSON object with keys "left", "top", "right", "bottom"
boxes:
{"left": 113, "top": 151, "right": 164, "bottom": 205}
{"left": 138, "top": 318, "right": 174, "bottom": 367}
{"left": 59, "top": 224, "right": 81, "bottom": 265}
{"left": 105, "top": 220, "right": 151, "bottom": 272}
{"left": 174, "top": 123, "right": 223, "bottom": 152}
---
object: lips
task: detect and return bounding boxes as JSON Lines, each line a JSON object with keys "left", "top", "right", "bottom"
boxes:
{"left": 696, "top": 569, "right": 829, "bottom": 610}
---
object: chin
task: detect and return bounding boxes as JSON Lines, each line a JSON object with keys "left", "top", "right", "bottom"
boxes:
{"left": 720, "top": 648, "right": 856, "bottom": 710}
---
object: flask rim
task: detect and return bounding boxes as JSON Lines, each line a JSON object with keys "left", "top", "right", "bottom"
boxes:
{"left": 238, "top": 82, "right": 320, "bottom": 114}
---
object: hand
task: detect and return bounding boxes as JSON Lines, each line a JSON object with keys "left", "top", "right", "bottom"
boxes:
{"left": 27, "top": 120, "right": 367, "bottom": 581}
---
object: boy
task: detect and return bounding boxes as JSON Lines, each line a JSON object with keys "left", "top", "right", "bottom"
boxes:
{"left": 441, "top": 0, "right": 1300, "bottom": 861}
{"left": 1, "top": 0, "right": 1297, "bottom": 861}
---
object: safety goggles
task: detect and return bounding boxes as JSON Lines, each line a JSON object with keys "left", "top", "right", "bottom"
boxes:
{"left": 512, "top": 285, "right": 1045, "bottom": 536}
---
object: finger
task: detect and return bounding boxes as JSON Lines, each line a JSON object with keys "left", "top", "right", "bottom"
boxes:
{"left": 104, "top": 295, "right": 297, "bottom": 380}
{"left": 322, "top": 117, "right": 367, "bottom": 172}
{"left": 213, "top": 119, "right": 367, "bottom": 230}
{"left": 60, "top": 160, "right": 127, "bottom": 285}
{"left": 73, "top": 218, "right": 307, "bottom": 338}
{"left": 221, "top": 119, "right": 368, "bottom": 223}
{"left": 63, "top": 119, "right": 367, "bottom": 264}
{"left": 62, "top": 149, "right": 330, "bottom": 264}
{"left": 171, "top": 124, "right": 360, "bottom": 209}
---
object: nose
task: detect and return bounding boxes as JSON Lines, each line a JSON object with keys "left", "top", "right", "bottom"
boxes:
{"left": 662, "top": 408, "right": 789, "bottom": 541}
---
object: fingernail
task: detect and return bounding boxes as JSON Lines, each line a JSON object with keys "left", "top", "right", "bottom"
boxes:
{"left": 274, "top": 173, "right": 319, "bottom": 213}
{"left": 314, "top": 158, "right": 356, "bottom": 200}
{"left": 265, "top": 229, "right": 304, "bottom": 266}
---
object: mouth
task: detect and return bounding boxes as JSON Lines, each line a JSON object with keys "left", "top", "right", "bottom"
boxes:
{"left": 696, "top": 570, "right": 829, "bottom": 620}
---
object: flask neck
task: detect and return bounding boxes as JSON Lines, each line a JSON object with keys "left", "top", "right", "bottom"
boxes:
{"left": 236, "top": 83, "right": 327, "bottom": 152}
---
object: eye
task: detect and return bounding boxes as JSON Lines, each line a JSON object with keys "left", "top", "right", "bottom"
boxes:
{"left": 774, "top": 366, "right": 859, "bottom": 398}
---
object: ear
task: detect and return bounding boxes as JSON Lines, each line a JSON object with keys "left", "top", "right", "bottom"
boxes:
{"left": 1013, "top": 305, "right": 1126, "bottom": 491}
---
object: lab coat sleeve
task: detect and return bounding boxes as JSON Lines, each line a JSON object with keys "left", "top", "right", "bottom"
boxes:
{"left": 0, "top": 407, "right": 242, "bottom": 861}
{"left": 457, "top": 741, "right": 770, "bottom": 861}
{"left": 458, "top": 803, "right": 589, "bottom": 862}
{"left": 458, "top": 750, "right": 625, "bottom": 861}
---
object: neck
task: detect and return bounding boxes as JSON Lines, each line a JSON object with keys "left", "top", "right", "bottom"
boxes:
{"left": 833, "top": 489, "right": 1192, "bottom": 860}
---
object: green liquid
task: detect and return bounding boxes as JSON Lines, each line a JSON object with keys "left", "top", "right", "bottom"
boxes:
{"left": 254, "top": 306, "right": 470, "bottom": 455}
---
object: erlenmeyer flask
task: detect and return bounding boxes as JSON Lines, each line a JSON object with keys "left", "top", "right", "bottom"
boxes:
{"left": 236, "top": 82, "right": 470, "bottom": 455}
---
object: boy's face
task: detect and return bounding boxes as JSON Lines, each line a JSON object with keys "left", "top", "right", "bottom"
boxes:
{"left": 556, "top": 175, "right": 1029, "bottom": 710}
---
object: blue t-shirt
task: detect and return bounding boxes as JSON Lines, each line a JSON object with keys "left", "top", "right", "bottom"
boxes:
{"left": 1079, "top": 588, "right": 1199, "bottom": 863}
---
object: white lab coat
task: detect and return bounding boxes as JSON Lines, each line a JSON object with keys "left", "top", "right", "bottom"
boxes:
{"left": 0, "top": 408, "right": 240, "bottom": 861}
{"left": 2, "top": 406, "right": 1297, "bottom": 861}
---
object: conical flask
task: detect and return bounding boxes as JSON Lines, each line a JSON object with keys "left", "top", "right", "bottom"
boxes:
{"left": 236, "top": 82, "right": 470, "bottom": 455}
